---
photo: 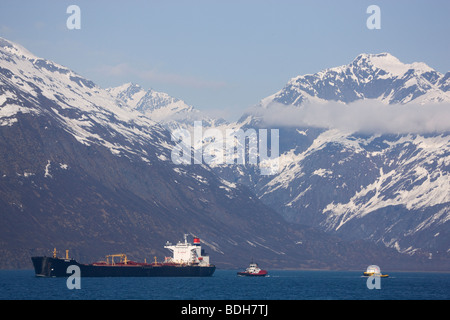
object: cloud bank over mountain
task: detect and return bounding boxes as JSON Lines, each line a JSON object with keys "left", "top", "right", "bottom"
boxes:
{"left": 248, "top": 101, "right": 450, "bottom": 134}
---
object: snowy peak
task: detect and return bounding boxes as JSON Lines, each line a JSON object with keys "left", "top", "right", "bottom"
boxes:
{"left": 0, "top": 37, "right": 97, "bottom": 90}
{"left": 107, "top": 83, "right": 194, "bottom": 122}
{"left": 351, "top": 53, "right": 434, "bottom": 76}
{"left": 107, "top": 83, "right": 147, "bottom": 109}
{"left": 263, "top": 53, "right": 450, "bottom": 107}
{"left": 107, "top": 83, "right": 226, "bottom": 130}
{"left": 0, "top": 37, "right": 172, "bottom": 162}
{"left": 0, "top": 37, "right": 37, "bottom": 61}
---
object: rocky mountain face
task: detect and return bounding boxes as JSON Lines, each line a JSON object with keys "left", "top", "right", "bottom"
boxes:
{"left": 244, "top": 128, "right": 449, "bottom": 257}
{"left": 0, "top": 38, "right": 448, "bottom": 270}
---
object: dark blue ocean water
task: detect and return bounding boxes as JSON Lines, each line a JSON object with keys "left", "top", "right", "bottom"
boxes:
{"left": 0, "top": 269, "right": 448, "bottom": 300}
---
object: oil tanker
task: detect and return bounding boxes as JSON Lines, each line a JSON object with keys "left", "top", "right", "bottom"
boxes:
{"left": 31, "top": 235, "right": 215, "bottom": 277}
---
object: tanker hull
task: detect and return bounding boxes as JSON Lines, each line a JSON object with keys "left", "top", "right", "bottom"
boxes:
{"left": 32, "top": 256, "right": 216, "bottom": 277}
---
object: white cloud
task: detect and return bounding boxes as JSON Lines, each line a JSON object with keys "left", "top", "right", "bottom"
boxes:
{"left": 249, "top": 100, "right": 450, "bottom": 134}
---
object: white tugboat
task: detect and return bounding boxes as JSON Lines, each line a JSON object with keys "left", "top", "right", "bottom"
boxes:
{"left": 363, "top": 265, "right": 389, "bottom": 278}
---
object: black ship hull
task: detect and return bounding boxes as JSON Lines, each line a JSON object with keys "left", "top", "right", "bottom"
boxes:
{"left": 31, "top": 256, "right": 216, "bottom": 277}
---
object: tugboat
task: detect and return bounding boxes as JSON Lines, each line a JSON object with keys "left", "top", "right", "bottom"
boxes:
{"left": 237, "top": 260, "right": 268, "bottom": 277}
{"left": 31, "top": 234, "right": 215, "bottom": 277}
{"left": 363, "top": 265, "right": 389, "bottom": 278}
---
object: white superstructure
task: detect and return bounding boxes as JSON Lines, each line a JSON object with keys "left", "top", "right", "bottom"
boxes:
{"left": 164, "top": 234, "right": 210, "bottom": 266}
{"left": 366, "top": 265, "right": 381, "bottom": 275}
{"left": 245, "top": 263, "right": 262, "bottom": 274}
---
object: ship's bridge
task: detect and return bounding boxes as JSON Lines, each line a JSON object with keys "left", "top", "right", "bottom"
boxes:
{"left": 164, "top": 234, "right": 210, "bottom": 266}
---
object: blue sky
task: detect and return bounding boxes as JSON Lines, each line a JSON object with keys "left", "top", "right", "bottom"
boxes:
{"left": 0, "top": 0, "right": 449, "bottom": 120}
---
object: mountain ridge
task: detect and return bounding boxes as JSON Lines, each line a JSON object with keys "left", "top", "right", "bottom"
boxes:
{"left": 259, "top": 52, "right": 450, "bottom": 108}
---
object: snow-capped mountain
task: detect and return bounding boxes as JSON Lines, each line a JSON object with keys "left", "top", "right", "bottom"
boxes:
{"left": 107, "top": 83, "right": 224, "bottom": 131}
{"left": 212, "top": 53, "right": 450, "bottom": 260}
{"left": 107, "top": 83, "right": 193, "bottom": 121}
{"left": 260, "top": 53, "right": 450, "bottom": 107}
{"left": 0, "top": 38, "right": 175, "bottom": 161}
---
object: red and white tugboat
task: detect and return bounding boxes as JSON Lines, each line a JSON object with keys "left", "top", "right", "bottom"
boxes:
{"left": 237, "top": 260, "right": 268, "bottom": 277}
